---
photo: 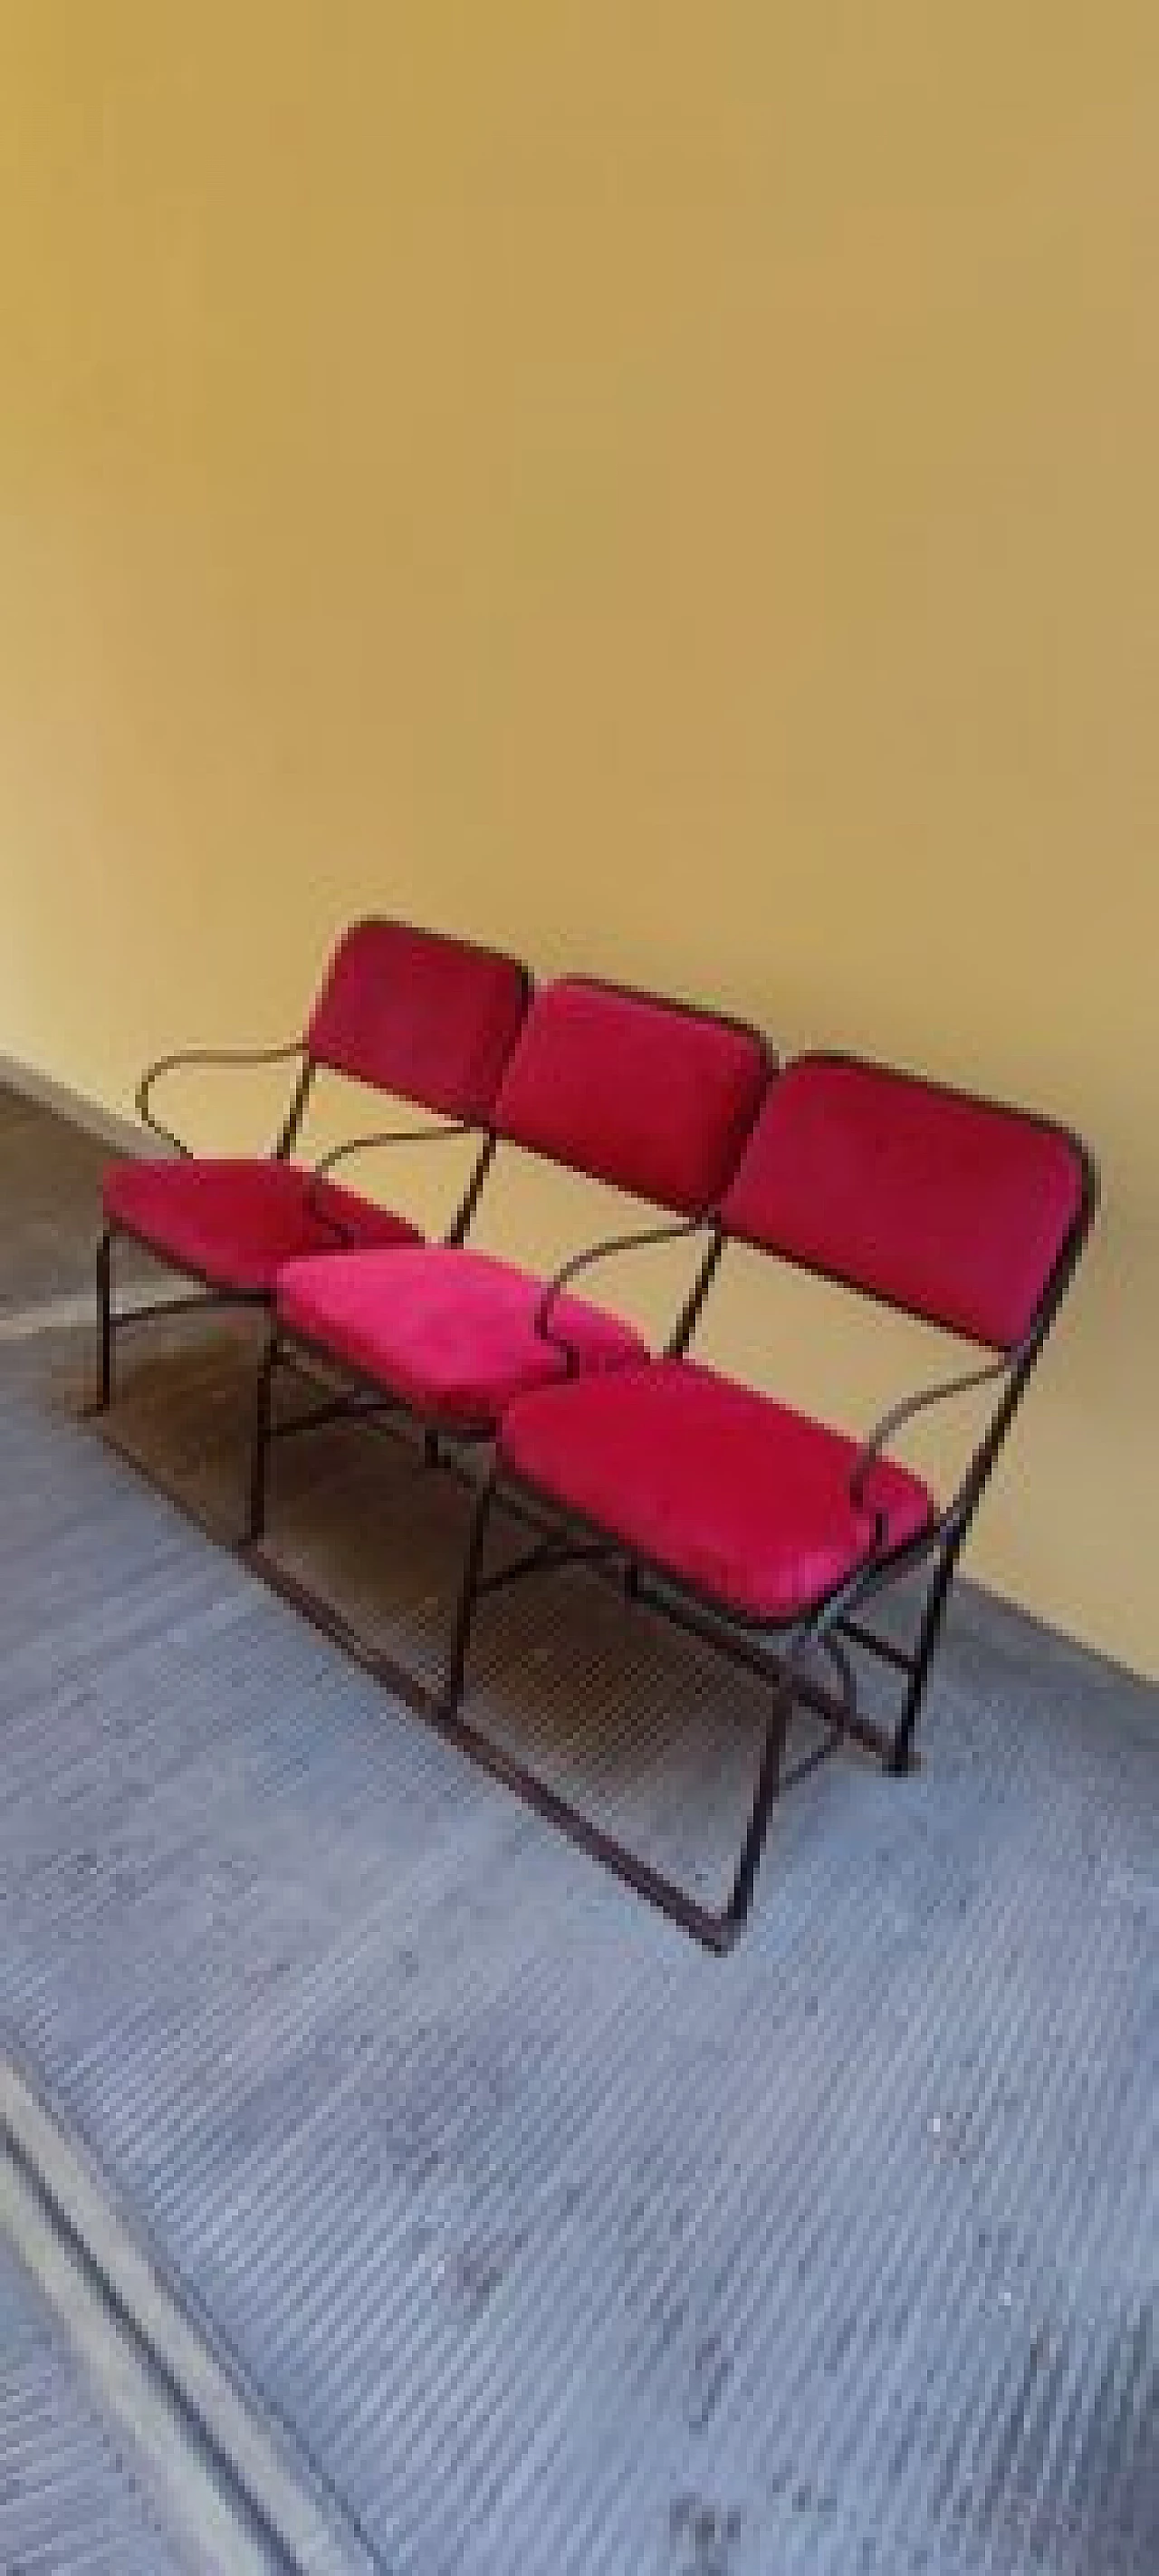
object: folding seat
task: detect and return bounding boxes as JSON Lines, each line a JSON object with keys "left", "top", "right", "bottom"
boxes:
{"left": 98, "top": 918, "right": 530, "bottom": 1403}
{"left": 248, "top": 971, "right": 770, "bottom": 1593}
{"left": 451, "top": 1055, "right": 1097, "bottom": 1945}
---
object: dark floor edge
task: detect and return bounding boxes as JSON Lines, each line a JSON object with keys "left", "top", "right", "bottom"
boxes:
{"left": 1, "top": 2043, "right": 388, "bottom": 2576}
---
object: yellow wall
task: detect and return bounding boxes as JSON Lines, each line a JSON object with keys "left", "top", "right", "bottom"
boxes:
{"left": 0, "top": 5, "right": 1155, "bottom": 1676}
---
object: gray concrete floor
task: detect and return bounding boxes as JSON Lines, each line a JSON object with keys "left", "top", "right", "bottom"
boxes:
{"left": 1, "top": 1078, "right": 1157, "bottom": 2576}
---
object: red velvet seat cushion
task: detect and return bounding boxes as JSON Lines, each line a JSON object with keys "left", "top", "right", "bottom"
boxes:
{"left": 103, "top": 1156, "right": 420, "bottom": 1297}
{"left": 499, "top": 1360, "right": 935, "bottom": 1624}
{"left": 493, "top": 979, "right": 769, "bottom": 1215}
{"left": 722, "top": 1056, "right": 1088, "bottom": 1350}
{"left": 275, "top": 1245, "right": 647, "bottom": 1430}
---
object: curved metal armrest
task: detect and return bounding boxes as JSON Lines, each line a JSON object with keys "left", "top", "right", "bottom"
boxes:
{"left": 848, "top": 1351, "right": 1012, "bottom": 1541}
{"left": 302, "top": 1121, "right": 480, "bottom": 1251}
{"left": 533, "top": 1216, "right": 710, "bottom": 1361}
{"left": 135, "top": 1041, "right": 305, "bottom": 1158}
{"left": 312, "top": 1120, "right": 473, "bottom": 1177}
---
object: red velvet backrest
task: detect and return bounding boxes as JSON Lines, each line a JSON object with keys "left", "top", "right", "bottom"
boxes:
{"left": 721, "top": 1055, "right": 1090, "bottom": 1350}
{"left": 306, "top": 920, "right": 529, "bottom": 1122}
{"left": 493, "top": 978, "right": 770, "bottom": 1216}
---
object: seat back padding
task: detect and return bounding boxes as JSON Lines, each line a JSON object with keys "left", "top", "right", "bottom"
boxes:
{"left": 722, "top": 1054, "right": 1090, "bottom": 1350}
{"left": 493, "top": 978, "right": 770, "bottom": 1216}
{"left": 306, "top": 920, "right": 529, "bottom": 1122}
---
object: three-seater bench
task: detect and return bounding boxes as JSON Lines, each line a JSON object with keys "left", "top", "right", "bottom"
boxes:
{"left": 99, "top": 923, "right": 1097, "bottom": 1946}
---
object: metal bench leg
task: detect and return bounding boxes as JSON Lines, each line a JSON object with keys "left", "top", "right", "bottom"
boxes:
{"left": 723, "top": 1680, "right": 793, "bottom": 1937}
{"left": 441, "top": 1469, "right": 496, "bottom": 1716}
{"left": 889, "top": 1538, "right": 962, "bottom": 1773}
{"left": 97, "top": 1229, "right": 113, "bottom": 1409}
{"left": 246, "top": 1331, "right": 280, "bottom": 1546}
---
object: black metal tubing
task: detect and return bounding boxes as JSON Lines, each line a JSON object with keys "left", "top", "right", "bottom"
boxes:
{"left": 250, "top": 1535, "right": 760, "bottom": 1956}
{"left": 100, "top": 1036, "right": 317, "bottom": 1409}
{"left": 311, "top": 1120, "right": 479, "bottom": 1177}
{"left": 247, "top": 1331, "right": 279, "bottom": 1545}
{"left": 447, "top": 1133, "right": 497, "bottom": 1248}
{"left": 262, "top": 1388, "right": 406, "bottom": 1443}
{"left": 301, "top": 1117, "right": 494, "bottom": 1254}
{"left": 833, "top": 1615, "right": 916, "bottom": 1678}
{"left": 242, "top": 1315, "right": 501, "bottom": 1549}
{"left": 135, "top": 1040, "right": 310, "bottom": 1158}
{"left": 97, "top": 1229, "right": 110, "bottom": 1410}
{"left": 848, "top": 1351, "right": 1011, "bottom": 1512}
{"left": 666, "top": 1230, "right": 725, "bottom": 1360}
{"left": 275, "top": 1059, "right": 315, "bottom": 1159}
{"left": 531, "top": 1214, "right": 714, "bottom": 1371}
{"left": 475, "top": 1531, "right": 620, "bottom": 1595}
{"left": 889, "top": 1149, "right": 1099, "bottom": 1768}
{"left": 94, "top": 1226, "right": 264, "bottom": 1414}
{"left": 532, "top": 1214, "right": 710, "bottom": 1337}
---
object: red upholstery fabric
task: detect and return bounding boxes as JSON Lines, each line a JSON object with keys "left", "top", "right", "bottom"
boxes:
{"left": 499, "top": 1360, "right": 935, "bottom": 1624}
{"left": 306, "top": 921, "right": 529, "bottom": 1120}
{"left": 722, "top": 1057, "right": 1087, "bottom": 1350}
{"left": 493, "top": 979, "right": 769, "bottom": 1216}
{"left": 275, "top": 1245, "right": 647, "bottom": 1429}
{"left": 103, "top": 1157, "right": 420, "bottom": 1297}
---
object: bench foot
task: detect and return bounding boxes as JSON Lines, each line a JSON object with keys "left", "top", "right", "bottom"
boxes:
{"left": 723, "top": 1699, "right": 792, "bottom": 1935}
{"left": 97, "top": 1229, "right": 113, "bottom": 1409}
{"left": 246, "top": 1333, "right": 279, "bottom": 1546}
{"left": 414, "top": 1673, "right": 751, "bottom": 1953}
{"left": 441, "top": 1468, "right": 496, "bottom": 1719}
